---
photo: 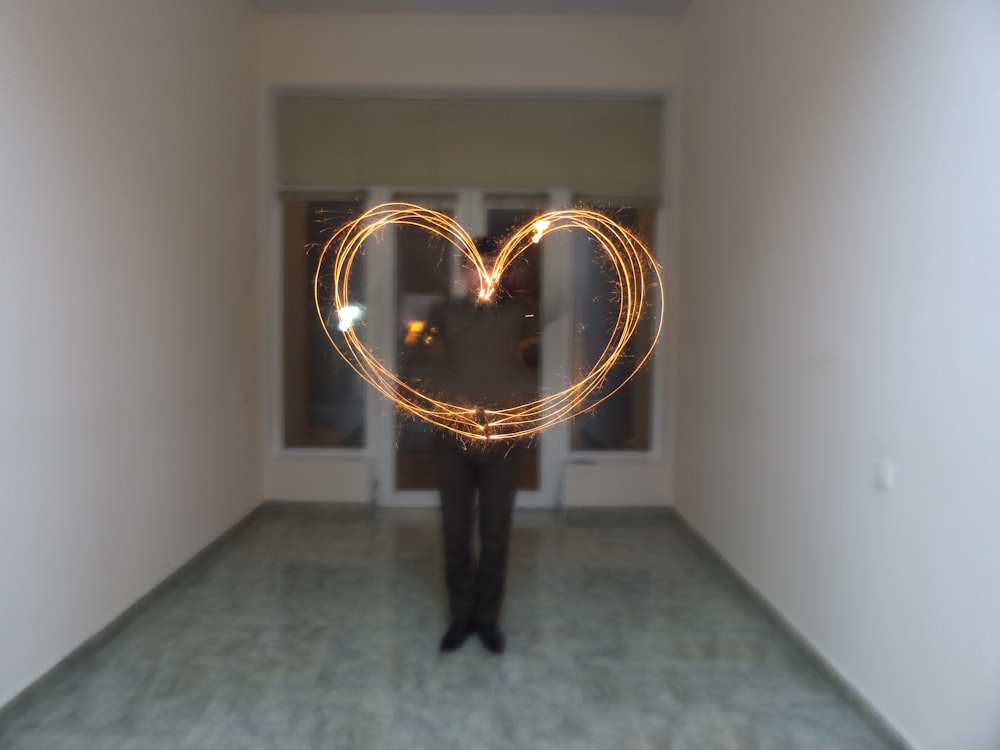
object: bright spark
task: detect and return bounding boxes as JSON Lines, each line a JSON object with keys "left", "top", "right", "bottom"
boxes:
{"left": 531, "top": 219, "right": 551, "bottom": 244}
{"left": 314, "top": 202, "right": 664, "bottom": 441}
{"left": 337, "top": 304, "right": 363, "bottom": 332}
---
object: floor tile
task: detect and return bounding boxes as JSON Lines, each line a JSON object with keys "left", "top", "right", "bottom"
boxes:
{"left": 0, "top": 508, "right": 901, "bottom": 750}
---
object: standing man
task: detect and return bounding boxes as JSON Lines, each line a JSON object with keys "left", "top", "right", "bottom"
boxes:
{"left": 427, "top": 236, "right": 538, "bottom": 654}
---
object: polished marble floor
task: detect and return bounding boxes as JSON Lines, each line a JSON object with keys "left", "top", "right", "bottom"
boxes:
{"left": 0, "top": 505, "right": 902, "bottom": 750}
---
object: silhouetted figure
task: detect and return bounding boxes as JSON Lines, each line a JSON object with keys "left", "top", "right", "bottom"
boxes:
{"left": 427, "top": 236, "right": 538, "bottom": 654}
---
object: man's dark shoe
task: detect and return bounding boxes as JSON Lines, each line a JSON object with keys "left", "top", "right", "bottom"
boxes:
{"left": 478, "top": 621, "right": 505, "bottom": 654}
{"left": 439, "top": 620, "right": 476, "bottom": 653}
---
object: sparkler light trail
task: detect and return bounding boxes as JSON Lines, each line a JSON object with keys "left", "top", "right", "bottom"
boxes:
{"left": 314, "top": 202, "right": 663, "bottom": 441}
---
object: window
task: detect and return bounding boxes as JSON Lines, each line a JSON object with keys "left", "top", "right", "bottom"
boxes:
{"left": 282, "top": 198, "right": 366, "bottom": 448}
{"left": 569, "top": 204, "right": 657, "bottom": 452}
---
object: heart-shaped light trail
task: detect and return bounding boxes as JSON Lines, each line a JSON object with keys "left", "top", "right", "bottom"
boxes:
{"left": 314, "top": 202, "right": 663, "bottom": 441}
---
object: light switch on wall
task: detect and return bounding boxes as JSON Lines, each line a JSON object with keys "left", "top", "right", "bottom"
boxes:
{"left": 875, "top": 458, "right": 896, "bottom": 492}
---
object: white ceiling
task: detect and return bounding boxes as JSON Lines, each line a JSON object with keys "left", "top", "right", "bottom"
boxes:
{"left": 254, "top": 0, "right": 692, "bottom": 16}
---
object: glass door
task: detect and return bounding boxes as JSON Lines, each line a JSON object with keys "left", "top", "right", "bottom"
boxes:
{"left": 280, "top": 190, "right": 661, "bottom": 508}
{"left": 385, "top": 191, "right": 550, "bottom": 506}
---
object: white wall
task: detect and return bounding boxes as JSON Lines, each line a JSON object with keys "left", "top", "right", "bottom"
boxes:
{"left": 0, "top": 0, "right": 259, "bottom": 709}
{"left": 679, "top": 2, "right": 1000, "bottom": 749}
{"left": 256, "top": 13, "right": 683, "bottom": 506}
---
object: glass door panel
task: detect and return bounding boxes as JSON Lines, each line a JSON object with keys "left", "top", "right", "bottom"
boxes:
{"left": 392, "top": 195, "right": 545, "bottom": 493}
{"left": 283, "top": 198, "right": 366, "bottom": 448}
{"left": 484, "top": 200, "right": 545, "bottom": 490}
{"left": 569, "top": 205, "right": 657, "bottom": 452}
{"left": 394, "top": 199, "right": 456, "bottom": 490}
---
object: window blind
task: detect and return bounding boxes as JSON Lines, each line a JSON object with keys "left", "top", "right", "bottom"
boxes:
{"left": 275, "top": 95, "right": 663, "bottom": 198}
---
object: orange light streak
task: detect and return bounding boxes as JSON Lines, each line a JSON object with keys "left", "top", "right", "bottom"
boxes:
{"left": 314, "top": 202, "right": 663, "bottom": 441}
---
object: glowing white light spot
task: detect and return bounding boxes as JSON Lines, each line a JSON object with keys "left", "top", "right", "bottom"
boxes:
{"left": 337, "top": 304, "right": 363, "bottom": 332}
{"left": 531, "top": 219, "right": 551, "bottom": 244}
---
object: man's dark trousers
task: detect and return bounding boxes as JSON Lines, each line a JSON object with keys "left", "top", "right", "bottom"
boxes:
{"left": 434, "top": 432, "right": 521, "bottom": 625}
